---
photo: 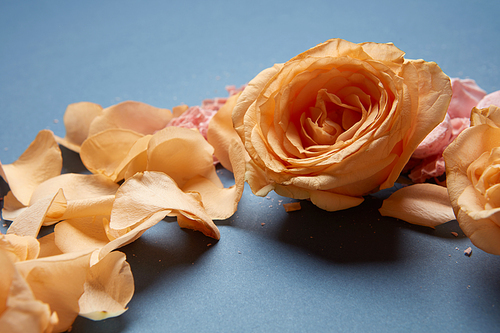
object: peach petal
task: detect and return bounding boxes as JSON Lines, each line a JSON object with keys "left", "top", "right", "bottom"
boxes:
{"left": 78, "top": 251, "right": 134, "bottom": 321}
{"left": 37, "top": 233, "right": 63, "bottom": 258}
{"left": 470, "top": 105, "right": 500, "bottom": 128}
{"left": 7, "top": 189, "right": 66, "bottom": 238}
{"left": 54, "top": 102, "right": 103, "bottom": 153}
{"left": 147, "top": 127, "right": 220, "bottom": 188}
{"left": 96, "top": 211, "right": 166, "bottom": 262}
{"left": 2, "top": 130, "right": 62, "bottom": 206}
{"left": 15, "top": 251, "right": 94, "bottom": 332}
{"left": 0, "top": 249, "right": 57, "bottom": 333}
{"left": 0, "top": 234, "right": 40, "bottom": 262}
{"left": 113, "top": 134, "right": 151, "bottom": 181}
{"left": 207, "top": 93, "right": 249, "bottom": 172}
{"left": 30, "top": 173, "right": 119, "bottom": 206}
{"left": 80, "top": 129, "right": 144, "bottom": 180}
{"left": 309, "top": 190, "right": 364, "bottom": 211}
{"left": 379, "top": 183, "right": 456, "bottom": 228}
{"left": 110, "top": 171, "right": 219, "bottom": 240}
{"left": 2, "top": 192, "right": 28, "bottom": 221}
{"left": 88, "top": 101, "right": 173, "bottom": 136}
{"left": 181, "top": 139, "right": 246, "bottom": 220}
{"left": 54, "top": 216, "right": 111, "bottom": 254}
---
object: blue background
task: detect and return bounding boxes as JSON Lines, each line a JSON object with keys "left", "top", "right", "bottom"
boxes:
{"left": 1, "top": 1, "right": 500, "bottom": 332}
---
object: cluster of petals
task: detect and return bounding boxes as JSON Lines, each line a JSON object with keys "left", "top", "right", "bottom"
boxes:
{"left": 0, "top": 92, "right": 246, "bottom": 331}
{"left": 380, "top": 104, "right": 500, "bottom": 255}
{"left": 406, "top": 79, "right": 500, "bottom": 183}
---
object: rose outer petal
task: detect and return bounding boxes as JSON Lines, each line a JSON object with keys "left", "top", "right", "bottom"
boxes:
{"left": 379, "top": 183, "right": 456, "bottom": 228}
{"left": 207, "top": 92, "right": 249, "bottom": 172}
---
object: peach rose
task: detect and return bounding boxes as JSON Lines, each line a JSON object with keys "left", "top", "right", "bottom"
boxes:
{"left": 444, "top": 105, "right": 500, "bottom": 255}
{"left": 231, "top": 39, "right": 452, "bottom": 211}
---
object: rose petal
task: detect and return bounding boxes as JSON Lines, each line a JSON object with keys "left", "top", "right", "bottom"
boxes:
{"left": 476, "top": 90, "right": 500, "bottom": 109}
{"left": 80, "top": 128, "right": 144, "bottom": 180}
{"left": 379, "top": 183, "right": 456, "bottom": 228}
{"left": 54, "top": 216, "right": 111, "bottom": 254}
{"left": 470, "top": 105, "right": 500, "bottom": 128}
{"left": 113, "top": 134, "right": 152, "bottom": 181}
{"left": 147, "top": 127, "right": 221, "bottom": 189}
{"left": 2, "top": 130, "right": 62, "bottom": 206}
{"left": 181, "top": 139, "right": 246, "bottom": 219}
{"left": 0, "top": 234, "right": 40, "bottom": 262}
{"left": 110, "top": 171, "right": 219, "bottom": 240}
{"left": 207, "top": 93, "right": 249, "bottom": 172}
{"left": 0, "top": 249, "right": 57, "bottom": 333}
{"left": 88, "top": 101, "right": 174, "bottom": 136}
{"left": 309, "top": 190, "right": 364, "bottom": 211}
{"left": 448, "top": 78, "right": 487, "bottom": 119}
{"left": 37, "top": 233, "right": 64, "bottom": 258}
{"left": 7, "top": 189, "right": 66, "bottom": 237}
{"left": 382, "top": 60, "right": 452, "bottom": 189}
{"left": 78, "top": 251, "right": 134, "bottom": 321}
{"left": 15, "top": 251, "right": 94, "bottom": 332}
{"left": 54, "top": 102, "right": 103, "bottom": 153}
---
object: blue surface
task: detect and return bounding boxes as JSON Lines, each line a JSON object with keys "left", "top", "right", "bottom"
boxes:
{"left": 1, "top": 1, "right": 500, "bottom": 332}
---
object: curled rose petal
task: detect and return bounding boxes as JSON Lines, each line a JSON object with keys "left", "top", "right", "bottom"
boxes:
{"left": 88, "top": 101, "right": 174, "bottom": 137}
{"left": 181, "top": 138, "right": 246, "bottom": 220}
{"left": 2, "top": 130, "right": 62, "bottom": 207}
{"left": 379, "top": 183, "right": 456, "bottom": 228}
{"left": 54, "top": 102, "right": 103, "bottom": 153}
{"left": 230, "top": 39, "right": 451, "bottom": 211}
{"left": 15, "top": 251, "right": 93, "bottom": 332}
{"left": 109, "top": 171, "right": 220, "bottom": 240}
{"left": 0, "top": 234, "right": 40, "bottom": 262}
{"left": 470, "top": 105, "right": 500, "bottom": 128}
{"left": 412, "top": 114, "right": 453, "bottom": 159}
{"left": 147, "top": 127, "right": 220, "bottom": 189}
{"left": 7, "top": 189, "right": 66, "bottom": 238}
{"left": 53, "top": 216, "right": 111, "bottom": 254}
{"left": 80, "top": 129, "right": 145, "bottom": 180}
{"left": 207, "top": 92, "right": 249, "bottom": 172}
{"left": 0, "top": 249, "right": 57, "bottom": 333}
{"left": 78, "top": 251, "right": 134, "bottom": 321}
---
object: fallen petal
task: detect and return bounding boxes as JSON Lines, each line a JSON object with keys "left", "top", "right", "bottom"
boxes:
{"left": 379, "top": 183, "right": 456, "bottom": 228}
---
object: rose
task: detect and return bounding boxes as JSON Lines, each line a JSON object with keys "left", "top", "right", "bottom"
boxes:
{"left": 444, "top": 105, "right": 500, "bottom": 255}
{"left": 407, "top": 78, "right": 486, "bottom": 183}
{"left": 231, "top": 38, "right": 452, "bottom": 211}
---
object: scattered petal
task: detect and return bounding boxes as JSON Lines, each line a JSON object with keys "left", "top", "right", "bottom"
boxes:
{"left": 2, "top": 130, "right": 62, "bottom": 206}
{"left": 54, "top": 102, "right": 103, "bottom": 153}
{"left": 110, "top": 171, "right": 220, "bottom": 240}
{"left": 283, "top": 202, "right": 302, "bottom": 212}
{"left": 379, "top": 183, "right": 456, "bottom": 228}
{"left": 79, "top": 251, "right": 134, "bottom": 321}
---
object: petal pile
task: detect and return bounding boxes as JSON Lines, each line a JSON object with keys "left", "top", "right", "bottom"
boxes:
{"left": 1, "top": 90, "right": 246, "bottom": 331}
